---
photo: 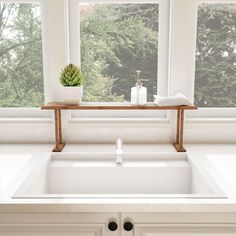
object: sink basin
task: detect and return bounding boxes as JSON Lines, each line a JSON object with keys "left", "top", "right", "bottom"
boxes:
{"left": 13, "top": 152, "right": 225, "bottom": 199}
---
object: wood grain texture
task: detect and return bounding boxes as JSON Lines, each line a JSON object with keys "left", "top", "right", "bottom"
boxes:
{"left": 41, "top": 102, "right": 197, "bottom": 110}
{"left": 173, "top": 143, "right": 186, "bottom": 152}
{"left": 54, "top": 109, "right": 64, "bottom": 152}
{"left": 179, "top": 109, "right": 185, "bottom": 150}
{"left": 173, "top": 109, "right": 186, "bottom": 152}
{"left": 176, "top": 109, "right": 181, "bottom": 144}
{"left": 53, "top": 143, "right": 65, "bottom": 152}
{"left": 43, "top": 103, "right": 197, "bottom": 152}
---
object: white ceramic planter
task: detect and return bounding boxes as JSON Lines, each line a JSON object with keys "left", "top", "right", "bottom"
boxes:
{"left": 62, "top": 86, "right": 83, "bottom": 105}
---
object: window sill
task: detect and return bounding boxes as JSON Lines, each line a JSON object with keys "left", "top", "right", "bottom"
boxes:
{"left": 0, "top": 117, "right": 53, "bottom": 123}
{"left": 0, "top": 108, "right": 52, "bottom": 122}
{"left": 186, "top": 117, "right": 236, "bottom": 123}
{"left": 69, "top": 117, "right": 170, "bottom": 123}
{"left": 186, "top": 108, "right": 236, "bottom": 123}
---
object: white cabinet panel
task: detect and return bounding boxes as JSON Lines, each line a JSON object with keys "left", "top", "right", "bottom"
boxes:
{"left": 134, "top": 224, "right": 236, "bottom": 236}
{"left": 0, "top": 224, "right": 105, "bottom": 236}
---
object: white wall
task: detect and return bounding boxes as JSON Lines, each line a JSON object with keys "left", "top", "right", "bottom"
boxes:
{"left": 1, "top": 0, "right": 236, "bottom": 144}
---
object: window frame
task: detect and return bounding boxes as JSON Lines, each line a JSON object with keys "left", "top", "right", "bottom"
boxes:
{"left": 66, "top": 0, "right": 171, "bottom": 122}
{"left": 187, "top": 0, "right": 236, "bottom": 122}
{"left": 0, "top": 0, "right": 52, "bottom": 122}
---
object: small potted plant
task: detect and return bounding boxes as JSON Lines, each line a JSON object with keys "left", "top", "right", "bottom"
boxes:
{"left": 60, "top": 64, "right": 85, "bottom": 104}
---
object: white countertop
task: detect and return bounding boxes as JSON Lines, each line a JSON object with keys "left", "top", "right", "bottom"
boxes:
{"left": 1, "top": 143, "right": 236, "bottom": 212}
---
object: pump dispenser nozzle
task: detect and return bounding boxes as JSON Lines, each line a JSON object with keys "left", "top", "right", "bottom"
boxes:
{"left": 136, "top": 70, "right": 142, "bottom": 88}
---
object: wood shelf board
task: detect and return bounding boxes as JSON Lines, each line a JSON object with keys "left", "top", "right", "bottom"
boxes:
{"left": 41, "top": 102, "right": 197, "bottom": 110}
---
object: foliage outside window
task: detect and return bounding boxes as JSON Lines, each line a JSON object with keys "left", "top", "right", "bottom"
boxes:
{"left": 80, "top": 3, "right": 159, "bottom": 102}
{"left": 0, "top": 3, "right": 44, "bottom": 108}
{"left": 194, "top": 4, "right": 236, "bottom": 107}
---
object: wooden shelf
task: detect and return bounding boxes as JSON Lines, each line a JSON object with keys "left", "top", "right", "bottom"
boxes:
{"left": 41, "top": 102, "right": 198, "bottom": 152}
{"left": 42, "top": 102, "right": 197, "bottom": 110}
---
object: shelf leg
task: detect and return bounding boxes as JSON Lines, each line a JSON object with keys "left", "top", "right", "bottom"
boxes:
{"left": 53, "top": 109, "right": 65, "bottom": 152}
{"left": 173, "top": 109, "right": 186, "bottom": 152}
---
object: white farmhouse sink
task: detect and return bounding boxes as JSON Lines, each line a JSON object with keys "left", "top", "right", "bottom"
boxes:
{"left": 13, "top": 153, "right": 225, "bottom": 199}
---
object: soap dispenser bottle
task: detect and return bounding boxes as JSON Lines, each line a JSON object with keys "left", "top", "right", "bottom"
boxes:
{"left": 131, "top": 70, "right": 147, "bottom": 105}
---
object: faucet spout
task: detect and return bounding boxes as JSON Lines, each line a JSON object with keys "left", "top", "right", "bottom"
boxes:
{"left": 116, "top": 138, "right": 123, "bottom": 164}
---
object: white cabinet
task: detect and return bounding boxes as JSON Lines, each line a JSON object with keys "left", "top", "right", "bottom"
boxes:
{"left": 0, "top": 224, "right": 105, "bottom": 236}
{"left": 0, "top": 213, "right": 119, "bottom": 236}
{"left": 121, "top": 213, "right": 236, "bottom": 236}
{"left": 3, "top": 223, "right": 235, "bottom": 236}
{"left": 1, "top": 213, "right": 236, "bottom": 236}
{"left": 134, "top": 224, "right": 236, "bottom": 236}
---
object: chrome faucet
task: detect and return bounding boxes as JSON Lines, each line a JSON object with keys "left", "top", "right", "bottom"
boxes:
{"left": 116, "top": 138, "right": 123, "bottom": 164}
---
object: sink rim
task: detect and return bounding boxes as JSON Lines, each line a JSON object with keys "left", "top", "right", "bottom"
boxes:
{"left": 13, "top": 193, "right": 227, "bottom": 199}
{"left": 12, "top": 152, "right": 227, "bottom": 199}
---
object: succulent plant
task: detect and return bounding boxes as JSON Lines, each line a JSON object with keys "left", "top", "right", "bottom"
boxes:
{"left": 59, "top": 64, "right": 84, "bottom": 86}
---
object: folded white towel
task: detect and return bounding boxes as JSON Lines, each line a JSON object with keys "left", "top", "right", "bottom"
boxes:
{"left": 154, "top": 93, "right": 191, "bottom": 106}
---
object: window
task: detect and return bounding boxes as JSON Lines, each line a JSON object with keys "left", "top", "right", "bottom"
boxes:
{"left": 194, "top": 3, "right": 236, "bottom": 108}
{"left": 68, "top": 0, "right": 169, "bottom": 105}
{"left": 0, "top": 2, "right": 44, "bottom": 108}
{"left": 80, "top": 3, "right": 159, "bottom": 102}
{"left": 67, "top": 0, "right": 169, "bottom": 120}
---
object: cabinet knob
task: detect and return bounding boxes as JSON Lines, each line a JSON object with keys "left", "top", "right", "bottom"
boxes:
{"left": 108, "top": 221, "right": 118, "bottom": 231}
{"left": 123, "top": 222, "right": 133, "bottom": 231}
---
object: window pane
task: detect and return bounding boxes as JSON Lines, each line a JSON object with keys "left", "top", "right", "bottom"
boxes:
{"left": 80, "top": 3, "right": 159, "bottom": 102}
{"left": 194, "top": 4, "right": 236, "bottom": 107}
{"left": 0, "top": 3, "right": 44, "bottom": 108}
